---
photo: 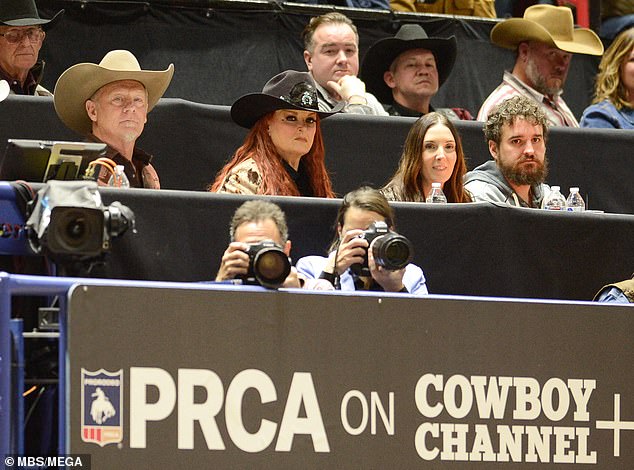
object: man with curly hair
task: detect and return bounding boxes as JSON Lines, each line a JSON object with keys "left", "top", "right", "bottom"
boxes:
{"left": 464, "top": 95, "right": 551, "bottom": 208}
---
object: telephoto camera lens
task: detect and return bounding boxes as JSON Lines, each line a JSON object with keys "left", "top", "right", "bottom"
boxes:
{"left": 246, "top": 241, "right": 291, "bottom": 289}
{"left": 351, "top": 221, "right": 413, "bottom": 276}
{"left": 372, "top": 232, "right": 413, "bottom": 271}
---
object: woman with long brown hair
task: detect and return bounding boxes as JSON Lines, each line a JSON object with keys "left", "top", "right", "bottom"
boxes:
{"left": 381, "top": 112, "right": 471, "bottom": 203}
{"left": 209, "top": 70, "right": 341, "bottom": 197}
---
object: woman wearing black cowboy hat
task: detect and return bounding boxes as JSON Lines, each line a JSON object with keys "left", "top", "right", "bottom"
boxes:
{"left": 0, "top": 0, "right": 63, "bottom": 96}
{"left": 210, "top": 70, "right": 342, "bottom": 197}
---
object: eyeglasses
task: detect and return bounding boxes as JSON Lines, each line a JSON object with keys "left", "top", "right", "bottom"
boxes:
{"left": 0, "top": 28, "right": 45, "bottom": 44}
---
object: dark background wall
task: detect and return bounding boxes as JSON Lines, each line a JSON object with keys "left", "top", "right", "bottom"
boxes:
{"left": 37, "top": 0, "right": 602, "bottom": 118}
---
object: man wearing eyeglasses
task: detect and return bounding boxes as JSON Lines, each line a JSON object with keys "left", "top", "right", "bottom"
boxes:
{"left": 0, "top": 0, "right": 63, "bottom": 96}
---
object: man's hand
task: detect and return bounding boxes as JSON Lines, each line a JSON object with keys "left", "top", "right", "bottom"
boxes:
{"left": 326, "top": 75, "right": 368, "bottom": 105}
{"left": 281, "top": 267, "right": 302, "bottom": 289}
{"left": 215, "top": 242, "right": 250, "bottom": 281}
{"left": 368, "top": 242, "right": 407, "bottom": 292}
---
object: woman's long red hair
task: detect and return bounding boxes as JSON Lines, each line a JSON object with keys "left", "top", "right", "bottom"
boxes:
{"left": 210, "top": 112, "right": 334, "bottom": 198}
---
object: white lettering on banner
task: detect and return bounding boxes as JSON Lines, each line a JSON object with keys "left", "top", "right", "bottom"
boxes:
{"left": 414, "top": 423, "right": 597, "bottom": 463}
{"left": 275, "top": 372, "right": 329, "bottom": 452}
{"left": 130, "top": 367, "right": 177, "bottom": 449}
{"left": 340, "top": 391, "right": 395, "bottom": 436}
{"left": 415, "top": 374, "right": 595, "bottom": 421}
{"left": 226, "top": 369, "right": 277, "bottom": 453}
{"left": 178, "top": 369, "right": 225, "bottom": 450}
{"left": 116, "top": 367, "right": 622, "bottom": 463}
{"left": 129, "top": 367, "right": 329, "bottom": 452}
{"left": 414, "top": 373, "right": 599, "bottom": 463}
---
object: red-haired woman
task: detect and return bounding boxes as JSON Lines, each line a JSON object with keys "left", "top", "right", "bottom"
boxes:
{"left": 210, "top": 70, "right": 341, "bottom": 197}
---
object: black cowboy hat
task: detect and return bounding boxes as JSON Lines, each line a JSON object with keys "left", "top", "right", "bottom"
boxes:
{"left": 0, "top": 0, "right": 63, "bottom": 28}
{"left": 231, "top": 70, "right": 343, "bottom": 129}
{"left": 360, "top": 24, "right": 457, "bottom": 104}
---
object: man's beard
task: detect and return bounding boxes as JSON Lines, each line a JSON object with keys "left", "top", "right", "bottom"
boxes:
{"left": 499, "top": 155, "right": 549, "bottom": 186}
{"left": 526, "top": 58, "right": 561, "bottom": 96}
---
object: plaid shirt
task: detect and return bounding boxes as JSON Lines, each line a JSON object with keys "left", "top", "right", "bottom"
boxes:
{"left": 477, "top": 71, "right": 579, "bottom": 127}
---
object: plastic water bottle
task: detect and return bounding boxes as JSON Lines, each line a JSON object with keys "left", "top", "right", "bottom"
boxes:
{"left": 108, "top": 165, "right": 130, "bottom": 188}
{"left": 426, "top": 182, "right": 447, "bottom": 204}
{"left": 565, "top": 187, "right": 585, "bottom": 212}
{"left": 542, "top": 185, "right": 566, "bottom": 210}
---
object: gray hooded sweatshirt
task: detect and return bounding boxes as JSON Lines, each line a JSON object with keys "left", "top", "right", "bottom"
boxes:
{"left": 464, "top": 160, "right": 550, "bottom": 208}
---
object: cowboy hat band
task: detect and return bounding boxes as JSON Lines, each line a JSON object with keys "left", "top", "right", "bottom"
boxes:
{"left": 231, "top": 70, "right": 343, "bottom": 129}
{"left": 491, "top": 4, "right": 603, "bottom": 56}
{"left": 360, "top": 24, "right": 458, "bottom": 104}
{"left": 0, "top": 0, "right": 63, "bottom": 28}
{"left": 53, "top": 50, "right": 174, "bottom": 135}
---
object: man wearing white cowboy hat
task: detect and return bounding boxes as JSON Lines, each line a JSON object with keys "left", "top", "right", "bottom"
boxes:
{"left": 360, "top": 24, "right": 471, "bottom": 119}
{"left": 477, "top": 4, "right": 603, "bottom": 127}
{"left": 53, "top": 50, "right": 174, "bottom": 189}
{"left": 0, "top": 0, "right": 63, "bottom": 96}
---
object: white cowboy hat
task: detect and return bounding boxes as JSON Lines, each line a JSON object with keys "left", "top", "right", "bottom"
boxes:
{"left": 491, "top": 4, "right": 603, "bottom": 56}
{"left": 53, "top": 50, "right": 174, "bottom": 135}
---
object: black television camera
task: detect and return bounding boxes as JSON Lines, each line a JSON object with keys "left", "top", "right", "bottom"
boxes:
{"left": 241, "top": 240, "right": 291, "bottom": 289}
{"left": 26, "top": 181, "right": 135, "bottom": 270}
{"left": 350, "top": 221, "right": 413, "bottom": 277}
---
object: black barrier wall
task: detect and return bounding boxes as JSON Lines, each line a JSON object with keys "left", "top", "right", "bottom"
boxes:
{"left": 2, "top": 96, "right": 634, "bottom": 214}
{"left": 87, "top": 190, "right": 634, "bottom": 301}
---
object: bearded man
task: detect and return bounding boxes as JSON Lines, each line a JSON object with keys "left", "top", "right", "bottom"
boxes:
{"left": 477, "top": 5, "right": 603, "bottom": 127}
{"left": 465, "top": 96, "right": 551, "bottom": 208}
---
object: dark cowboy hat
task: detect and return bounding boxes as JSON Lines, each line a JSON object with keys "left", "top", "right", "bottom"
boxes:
{"left": 231, "top": 70, "right": 343, "bottom": 129}
{"left": 360, "top": 24, "right": 457, "bottom": 104}
{"left": 0, "top": 0, "right": 63, "bottom": 28}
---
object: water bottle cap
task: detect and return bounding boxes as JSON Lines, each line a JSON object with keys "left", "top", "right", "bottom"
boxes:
{"left": 431, "top": 182, "right": 441, "bottom": 188}
{"left": 569, "top": 187, "right": 579, "bottom": 192}
{"left": 551, "top": 185, "right": 560, "bottom": 191}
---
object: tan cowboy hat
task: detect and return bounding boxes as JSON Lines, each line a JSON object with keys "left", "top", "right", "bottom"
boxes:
{"left": 491, "top": 4, "right": 603, "bottom": 56}
{"left": 54, "top": 50, "right": 174, "bottom": 135}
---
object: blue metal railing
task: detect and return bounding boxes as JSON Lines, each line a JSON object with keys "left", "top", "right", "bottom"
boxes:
{"left": 0, "top": 272, "right": 263, "bottom": 456}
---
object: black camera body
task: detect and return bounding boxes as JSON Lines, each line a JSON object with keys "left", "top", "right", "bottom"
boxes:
{"left": 350, "top": 221, "right": 413, "bottom": 277}
{"left": 242, "top": 240, "right": 291, "bottom": 289}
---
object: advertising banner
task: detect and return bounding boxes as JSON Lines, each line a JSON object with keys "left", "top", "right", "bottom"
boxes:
{"left": 67, "top": 286, "right": 634, "bottom": 468}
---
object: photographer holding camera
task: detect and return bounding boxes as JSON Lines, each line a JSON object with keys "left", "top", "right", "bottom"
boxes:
{"left": 215, "top": 199, "right": 302, "bottom": 289}
{"left": 297, "top": 187, "right": 428, "bottom": 295}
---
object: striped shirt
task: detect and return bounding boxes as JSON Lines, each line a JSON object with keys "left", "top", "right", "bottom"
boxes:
{"left": 477, "top": 71, "right": 579, "bottom": 127}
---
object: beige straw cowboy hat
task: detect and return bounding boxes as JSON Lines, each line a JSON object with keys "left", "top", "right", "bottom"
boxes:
{"left": 54, "top": 50, "right": 174, "bottom": 135}
{"left": 491, "top": 4, "right": 603, "bottom": 56}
